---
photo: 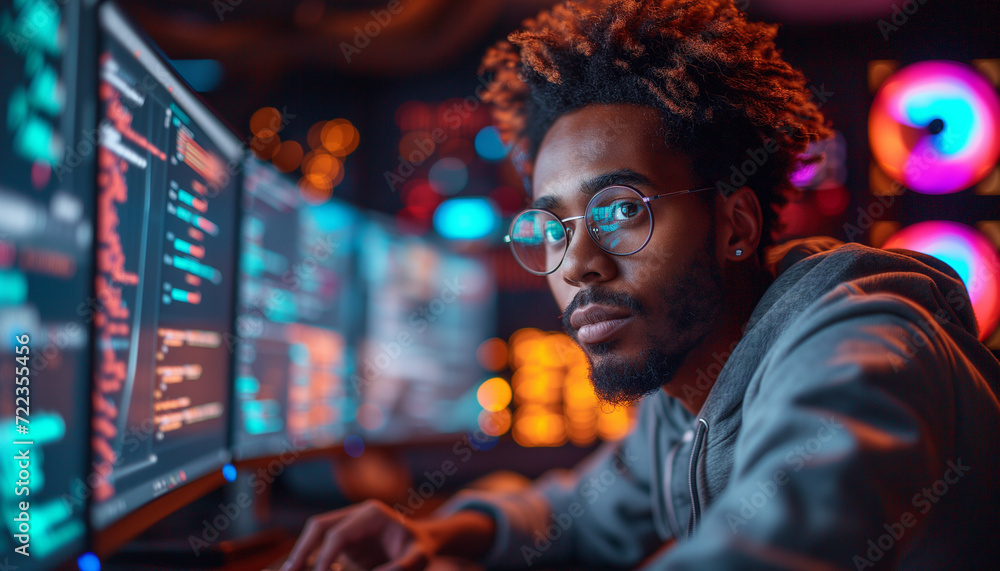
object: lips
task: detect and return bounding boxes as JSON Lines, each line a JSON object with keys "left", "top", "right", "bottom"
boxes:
{"left": 570, "top": 304, "right": 634, "bottom": 345}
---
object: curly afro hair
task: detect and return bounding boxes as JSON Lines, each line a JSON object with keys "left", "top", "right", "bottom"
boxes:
{"left": 480, "top": 0, "right": 831, "bottom": 248}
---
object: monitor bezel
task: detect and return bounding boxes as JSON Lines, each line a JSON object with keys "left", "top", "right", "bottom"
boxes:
{"left": 89, "top": 0, "right": 245, "bottom": 557}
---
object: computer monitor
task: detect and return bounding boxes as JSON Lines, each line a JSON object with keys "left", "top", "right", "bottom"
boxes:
{"left": 0, "top": 0, "right": 97, "bottom": 567}
{"left": 354, "top": 216, "right": 496, "bottom": 443}
{"left": 231, "top": 158, "right": 361, "bottom": 462}
{"left": 89, "top": 1, "right": 243, "bottom": 553}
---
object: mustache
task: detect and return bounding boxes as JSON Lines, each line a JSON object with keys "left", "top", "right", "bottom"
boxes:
{"left": 560, "top": 287, "right": 644, "bottom": 334}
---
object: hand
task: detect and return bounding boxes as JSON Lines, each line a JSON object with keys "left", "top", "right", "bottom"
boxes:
{"left": 281, "top": 499, "right": 438, "bottom": 571}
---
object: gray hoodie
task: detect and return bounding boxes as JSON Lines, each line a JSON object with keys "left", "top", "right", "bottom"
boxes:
{"left": 437, "top": 237, "right": 1000, "bottom": 569}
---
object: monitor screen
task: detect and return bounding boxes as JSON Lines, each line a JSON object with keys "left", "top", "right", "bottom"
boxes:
{"left": 0, "top": 0, "right": 95, "bottom": 565}
{"left": 231, "top": 159, "right": 360, "bottom": 460}
{"left": 89, "top": 2, "right": 242, "bottom": 533}
{"left": 354, "top": 217, "right": 496, "bottom": 443}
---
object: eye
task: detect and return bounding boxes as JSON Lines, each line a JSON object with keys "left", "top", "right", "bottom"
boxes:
{"left": 611, "top": 200, "right": 642, "bottom": 221}
{"left": 544, "top": 220, "right": 566, "bottom": 243}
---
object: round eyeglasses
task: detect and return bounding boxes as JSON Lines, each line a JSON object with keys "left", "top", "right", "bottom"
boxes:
{"left": 504, "top": 184, "right": 715, "bottom": 276}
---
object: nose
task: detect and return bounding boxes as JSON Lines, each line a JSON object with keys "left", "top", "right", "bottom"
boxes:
{"left": 558, "top": 218, "right": 618, "bottom": 287}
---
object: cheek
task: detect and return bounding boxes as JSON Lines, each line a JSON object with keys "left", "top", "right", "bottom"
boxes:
{"left": 547, "top": 274, "right": 577, "bottom": 312}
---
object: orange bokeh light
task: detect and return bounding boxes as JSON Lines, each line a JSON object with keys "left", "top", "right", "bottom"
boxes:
{"left": 250, "top": 107, "right": 282, "bottom": 137}
{"left": 273, "top": 140, "right": 304, "bottom": 173}
{"left": 322, "top": 119, "right": 360, "bottom": 156}
{"left": 477, "top": 377, "right": 512, "bottom": 412}
{"left": 476, "top": 337, "right": 509, "bottom": 371}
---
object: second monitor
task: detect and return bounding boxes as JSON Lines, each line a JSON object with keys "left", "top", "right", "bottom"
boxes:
{"left": 231, "top": 158, "right": 361, "bottom": 461}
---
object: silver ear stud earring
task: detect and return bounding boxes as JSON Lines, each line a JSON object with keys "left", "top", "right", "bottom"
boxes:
{"left": 735, "top": 249, "right": 743, "bottom": 257}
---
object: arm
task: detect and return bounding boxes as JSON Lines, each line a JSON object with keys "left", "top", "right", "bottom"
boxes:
{"left": 641, "top": 294, "right": 963, "bottom": 570}
{"left": 434, "top": 393, "right": 679, "bottom": 569}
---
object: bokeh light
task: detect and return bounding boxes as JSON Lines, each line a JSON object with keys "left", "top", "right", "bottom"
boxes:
{"left": 814, "top": 186, "right": 850, "bottom": 216}
{"left": 307, "top": 120, "right": 327, "bottom": 149}
{"left": 428, "top": 157, "right": 468, "bottom": 195}
{"left": 399, "top": 130, "right": 434, "bottom": 161}
{"left": 477, "top": 377, "right": 512, "bottom": 412}
{"left": 476, "top": 337, "right": 509, "bottom": 371}
{"left": 250, "top": 131, "right": 281, "bottom": 160}
{"left": 479, "top": 408, "right": 512, "bottom": 437}
{"left": 432, "top": 197, "right": 497, "bottom": 240}
{"left": 222, "top": 463, "right": 237, "bottom": 482}
{"left": 272, "top": 140, "right": 303, "bottom": 173}
{"left": 357, "top": 403, "right": 385, "bottom": 431}
{"left": 395, "top": 100, "right": 432, "bottom": 131}
{"left": 250, "top": 106, "right": 282, "bottom": 137}
{"left": 401, "top": 180, "right": 442, "bottom": 221}
{"left": 298, "top": 175, "right": 334, "bottom": 205}
{"left": 475, "top": 126, "right": 510, "bottom": 161}
{"left": 869, "top": 60, "right": 1000, "bottom": 194}
{"left": 506, "top": 329, "right": 636, "bottom": 447}
{"left": 882, "top": 221, "right": 1000, "bottom": 339}
{"left": 343, "top": 435, "right": 365, "bottom": 458}
{"left": 321, "top": 118, "right": 360, "bottom": 157}
{"left": 77, "top": 552, "right": 101, "bottom": 571}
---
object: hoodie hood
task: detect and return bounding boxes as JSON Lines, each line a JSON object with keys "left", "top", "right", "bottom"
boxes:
{"left": 757, "top": 236, "right": 980, "bottom": 340}
{"left": 677, "top": 235, "right": 987, "bottom": 536}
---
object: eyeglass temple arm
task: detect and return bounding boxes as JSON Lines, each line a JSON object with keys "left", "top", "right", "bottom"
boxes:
{"left": 644, "top": 186, "right": 716, "bottom": 203}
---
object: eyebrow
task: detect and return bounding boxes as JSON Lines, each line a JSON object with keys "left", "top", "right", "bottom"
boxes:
{"left": 532, "top": 168, "right": 656, "bottom": 210}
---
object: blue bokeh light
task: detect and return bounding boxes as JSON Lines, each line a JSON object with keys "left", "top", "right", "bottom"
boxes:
{"left": 344, "top": 435, "right": 365, "bottom": 458}
{"left": 475, "top": 126, "right": 510, "bottom": 161}
{"left": 222, "top": 463, "right": 237, "bottom": 482}
{"left": 428, "top": 157, "right": 469, "bottom": 195}
{"left": 433, "top": 198, "right": 498, "bottom": 240}
{"left": 78, "top": 552, "right": 101, "bottom": 571}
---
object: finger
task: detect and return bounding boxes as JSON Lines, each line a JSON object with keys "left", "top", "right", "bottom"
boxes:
{"left": 281, "top": 509, "right": 355, "bottom": 571}
{"left": 372, "top": 545, "right": 430, "bottom": 571}
{"left": 311, "top": 506, "right": 388, "bottom": 571}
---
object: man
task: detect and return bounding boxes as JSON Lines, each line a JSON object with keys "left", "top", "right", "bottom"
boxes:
{"left": 282, "top": 1, "right": 1000, "bottom": 569}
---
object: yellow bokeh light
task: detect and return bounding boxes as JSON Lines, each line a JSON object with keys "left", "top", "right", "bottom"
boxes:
{"left": 506, "top": 329, "right": 637, "bottom": 447}
{"left": 477, "top": 377, "right": 512, "bottom": 412}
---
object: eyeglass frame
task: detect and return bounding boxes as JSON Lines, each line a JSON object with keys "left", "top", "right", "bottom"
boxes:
{"left": 503, "top": 184, "right": 717, "bottom": 276}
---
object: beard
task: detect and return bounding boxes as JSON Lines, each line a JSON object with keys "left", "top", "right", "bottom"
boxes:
{"left": 561, "top": 231, "right": 724, "bottom": 407}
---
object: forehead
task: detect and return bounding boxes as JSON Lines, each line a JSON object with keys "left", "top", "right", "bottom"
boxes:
{"left": 531, "top": 104, "right": 697, "bottom": 207}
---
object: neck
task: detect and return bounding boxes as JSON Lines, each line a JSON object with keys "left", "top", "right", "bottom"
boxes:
{"left": 663, "top": 259, "right": 772, "bottom": 416}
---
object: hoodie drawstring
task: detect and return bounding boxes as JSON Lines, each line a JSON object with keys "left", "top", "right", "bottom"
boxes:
{"left": 686, "top": 418, "right": 709, "bottom": 539}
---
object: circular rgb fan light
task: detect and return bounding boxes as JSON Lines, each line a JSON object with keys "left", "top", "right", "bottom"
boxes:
{"left": 870, "top": 61, "right": 1000, "bottom": 194}
{"left": 882, "top": 221, "right": 1000, "bottom": 340}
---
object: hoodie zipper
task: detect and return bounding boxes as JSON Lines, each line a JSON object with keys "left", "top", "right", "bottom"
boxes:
{"left": 686, "top": 418, "right": 709, "bottom": 539}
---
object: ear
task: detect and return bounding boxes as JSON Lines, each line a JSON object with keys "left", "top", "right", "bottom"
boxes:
{"left": 716, "top": 186, "right": 763, "bottom": 262}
